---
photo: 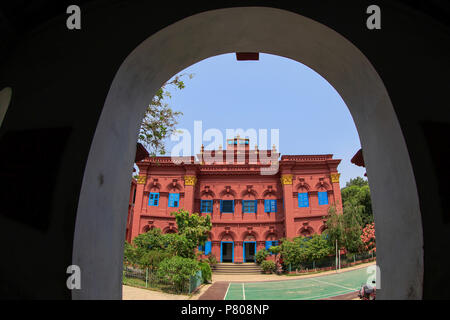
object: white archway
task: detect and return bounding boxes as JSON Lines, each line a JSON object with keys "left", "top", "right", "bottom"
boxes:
{"left": 73, "top": 7, "right": 423, "bottom": 299}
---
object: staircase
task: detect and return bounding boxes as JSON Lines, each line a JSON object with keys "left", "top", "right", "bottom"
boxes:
{"left": 213, "top": 263, "right": 262, "bottom": 275}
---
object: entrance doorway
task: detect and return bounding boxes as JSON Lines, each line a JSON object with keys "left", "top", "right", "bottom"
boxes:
{"left": 244, "top": 242, "right": 256, "bottom": 263}
{"left": 221, "top": 241, "right": 234, "bottom": 262}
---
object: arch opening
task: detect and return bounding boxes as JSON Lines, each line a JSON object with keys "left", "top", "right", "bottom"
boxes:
{"left": 73, "top": 7, "right": 423, "bottom": 299}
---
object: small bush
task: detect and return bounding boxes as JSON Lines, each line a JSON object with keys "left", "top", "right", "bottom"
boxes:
{"left": 199, "top": 262, "right": 212, "bottom": 283}
{"left": 261, "top": 260, "right": 276, "bottom": 273}
{"left": 156, "top": 256, "right": 200, "bottom": 292}
{"left": 255, "top": 249, "right": 270, "bottom": 264}
{"left": 207, "top": 253, "right": 218, "bottom": 267}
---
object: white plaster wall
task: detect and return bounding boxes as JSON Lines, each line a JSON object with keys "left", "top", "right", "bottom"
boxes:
{"left": 73, "top": 7, "right": 423, "bottom": 299}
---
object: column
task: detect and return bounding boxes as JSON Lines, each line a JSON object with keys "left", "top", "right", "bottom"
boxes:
{"left": 130, "top": 174, "right": 146, "bottom": 240}
{"left": 183, "top": 173, "right": 197, "bottom": 213}
{"left": 281, "top": 172, "right": 296, "bottom": 239}
{"left": 235, "top": 241, "right": 243, "bottom": 263}
{"left": 212, "top": 241, "right": 221, "bottom": 261}
{"left": 330, "top": 172, "right": 343, "bottom": 213}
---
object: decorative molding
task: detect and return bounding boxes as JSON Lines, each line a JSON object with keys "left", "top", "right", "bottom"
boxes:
{"left": 280, "top": 174, "right": 293, "bottom": 185}
{"left": 137, "top": 175, "right": 147, "bottom": 184}
{"left": 184, "top": 175, "right": 197, "bottom": 186}
{"left": 330, "top": 173, "right": 340, "bottom": 183}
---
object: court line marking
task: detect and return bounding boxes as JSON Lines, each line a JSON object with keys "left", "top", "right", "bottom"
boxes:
{"left": 290, "top": 289, "right": 355, "bottom": 300}
{"left": 223, "top": 283, "right": 230, "bottom": 300}
{"left": 308, "top": 277, "right": 359, "bottom": 291}
{"left": 242, "top": 283, "right": 246, "bottom": 300}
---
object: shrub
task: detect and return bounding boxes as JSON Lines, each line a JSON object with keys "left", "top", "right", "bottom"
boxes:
{"left": 260, "top": 260, "right": 276, "bottom": 273}
{"left": 255, "top": 249, "right": 270, "bottom": 264}
{"left": 199, "top": 261, "right": 212, "bottom": 283}
{"left": 156, "top": 256, "right": 200, "bottom": 292}
{"left": 206, "top": 253, "right": 218, "bottom": 267}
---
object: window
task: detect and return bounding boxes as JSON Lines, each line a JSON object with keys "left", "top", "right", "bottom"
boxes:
{"left": 148, "top": 192, "right": 159, "bottom": 206}
{"left": 264, "top": 199, "right": 277, "bottom": 213}
{"left": 243, "top": 200, "right": 257, "bottom": 213}
{"left": 168, "top": 193, "right": 180, "bottom": 207}
{"left": 298, "top": 192, "right": 309, "bottom": 207}
{"left": 220, "top": 200, "right": 234, "bottom": 213}
{"left": 200, "top": 200, "right": 213, "bottom": 213}
{"left": 265, "top": 240, "right": 279, "bottom": 254}
{"left": 318, "top": 191, "right": 329, "bottom": 205}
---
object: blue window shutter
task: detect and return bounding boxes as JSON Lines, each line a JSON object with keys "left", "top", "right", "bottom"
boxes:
{"left": 264, "top": 200, "right": 269, "bottom": 213}
{"left": 254, "top": 200, "right": 258, "bottom": 213}
{"left": 149, "top": 192, "right": 159, "bottom": 206}
{"left": 273, "top": 241, "right": 279, "bottom": 246}
{"left": 298, "top": 193, "right": 309, "bottom": 207}
{"left": 168, "top": 193, "right": 179, "bottom": 207}
{"left": 272, "top": 200, "right": 277, "bottom": 213}
{"left": 232, "top": 200, "right": 234, "bottom": 213}
{"left": 205, "top": 241, "right": 211, "bottom": 255}
{"left": 220, "top": 200, "right": 223, "bottom": 212}
{"left": 265, "top": 241, "right": 271, "bottom": 250}
{"left": 200, "top": 200, "right": 203, "bottom": 212}
{"left": 318, "top": 192, "right": 328, "bottom": 205}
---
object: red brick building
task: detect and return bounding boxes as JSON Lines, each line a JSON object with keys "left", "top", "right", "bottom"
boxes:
{"left": 126, "top": 137, "right": 342, "bottom": 263}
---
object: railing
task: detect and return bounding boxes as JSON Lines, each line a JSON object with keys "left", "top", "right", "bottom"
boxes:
{"left": 286, "top": 251, "right": 376, "bottom": 273}
{"left": 123, "top": 266, "right": 203, "bottom": 294}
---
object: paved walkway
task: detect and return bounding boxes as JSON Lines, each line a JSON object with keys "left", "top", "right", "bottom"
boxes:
{"left": 122, "top": 283, "right": 212, "bottom": 300}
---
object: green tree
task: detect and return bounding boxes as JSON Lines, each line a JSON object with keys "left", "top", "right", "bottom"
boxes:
{"left": 170, "top": 209, "right": 212, "bottom": 249}
{"left": 132, "top": 227, "right": 165, "bottom": 251}
{"left": 139, "top": 73, "right": 193, "bottom": 156}
{"left": 323, "top": 205, "right": 345, "bottom": 250}
{"left": 161, "top": 233, "right": 196, "bottom": 259}
{"left": 341, "top": 177, "right": 373, "bottom": 225}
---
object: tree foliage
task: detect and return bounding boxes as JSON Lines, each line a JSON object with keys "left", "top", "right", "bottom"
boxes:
{"left": 341, "top": 177, "right": 373, "bottom": 225}
{"left": 324, "top": 203, "right": 365, "bottom": 254}
{"left": 156, "top": 256, "right": 200, "bottom": 292}
{"left": 280, "top": 235, "right": 333, "bottom": 268}
{"left": 139, "top": 73, "right": 193, "bottom": 156}
{"left": 171, "top": 208, "right": 212, "bottom": 249}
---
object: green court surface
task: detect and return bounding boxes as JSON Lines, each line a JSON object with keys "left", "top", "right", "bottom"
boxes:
{"left": 224, "top": 266, "right": 374, "bottom": 300}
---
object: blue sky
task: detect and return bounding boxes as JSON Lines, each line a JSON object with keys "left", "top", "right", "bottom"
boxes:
{"left": 160, "top": 53, "right": 366, "bottom": 188}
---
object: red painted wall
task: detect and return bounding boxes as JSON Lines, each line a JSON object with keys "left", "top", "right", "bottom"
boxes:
{"left": 126, "top": 139, "right": 342, "bottom": 263}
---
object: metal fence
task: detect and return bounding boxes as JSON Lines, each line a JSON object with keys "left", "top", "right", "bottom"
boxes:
{"left": 287, "top": 251, "right": 376, "bottom": 273}
{"left": 123, "top": 266, "right": 203, "bottom": 294}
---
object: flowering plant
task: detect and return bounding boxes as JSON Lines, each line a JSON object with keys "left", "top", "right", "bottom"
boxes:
{"left": 361, "top": 222, "right": 376, "bottom": 253}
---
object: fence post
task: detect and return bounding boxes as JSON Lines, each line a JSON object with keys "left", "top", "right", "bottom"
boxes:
{"left": 313, "top": 261, "right": 315, "bottom": 269}
{"left": 145, "top": 268, "right": 148, "bottom": 288}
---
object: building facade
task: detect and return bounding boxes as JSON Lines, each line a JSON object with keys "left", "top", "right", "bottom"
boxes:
{"left": 127, "top": 137, "right": 342, "bottom": 263}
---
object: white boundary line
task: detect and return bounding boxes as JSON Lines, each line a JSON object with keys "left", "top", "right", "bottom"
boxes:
{"left": 307, "top": 277, "right": 358, "bottom": 291}
{"left": 223, "top": 283, "right": 230, "bottom": 300}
